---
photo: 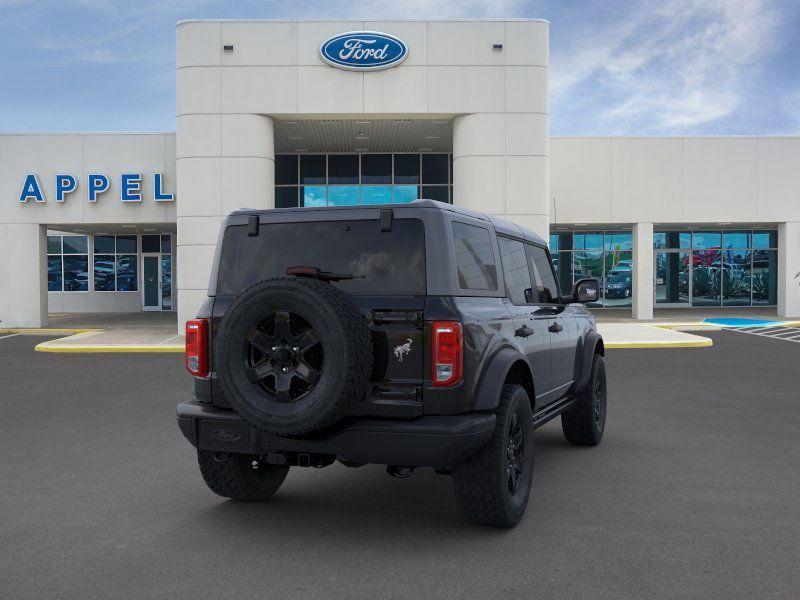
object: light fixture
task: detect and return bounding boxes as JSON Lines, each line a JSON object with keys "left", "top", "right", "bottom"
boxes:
{"left": 280, "top": 120, "right": 297, "bottom": 125}
{"left": 355, "top": 120, "right": 372, "bottom": 125}
{"left": 393, "top": 119, "right": 412, "bottom": 124}
{"left": 425, "top": 136, "right": 440, "bottom": 140}
{"left": 121, "top": 225, "right": 137, "bottom": 229}
{"left": 492, "top": 43, "right": 503, "bottom": 50}
{"left": 293, "top": 148, "right": 308, "bottom": 153}
{"left": 223, "top": 44, "right": 235, "bottom": 52}
{"left": 288, "top": 136, "right": 302, "bottom": 140}
{"left": 419, "top": 147, "right": 433, "bottom": 152}
{"left": 354, "top": 147, "right": 368, "bottom": 153}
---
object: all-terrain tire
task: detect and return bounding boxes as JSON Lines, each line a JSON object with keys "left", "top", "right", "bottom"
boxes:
{"left": 452, "top": 384, "right": 534, "bottom": 527}
{"left": 197, "top": 450, "right": 289, "bottom": 501}
{"left": 561, "top": 353, "right": 606, "bottom": 445}
{"left": 215, "top": 277, "right": 372, "bottom": 436}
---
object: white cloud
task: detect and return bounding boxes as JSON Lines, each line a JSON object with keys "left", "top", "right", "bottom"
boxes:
{"left": 551, "top": 0, "right": 791, "bottom": 133}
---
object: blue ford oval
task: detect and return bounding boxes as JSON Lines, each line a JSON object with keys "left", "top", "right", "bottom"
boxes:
{"left": 319, "top": 31, "right": 408, "bottom": 71}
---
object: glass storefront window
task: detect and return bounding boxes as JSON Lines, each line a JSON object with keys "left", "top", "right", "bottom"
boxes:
{"left": 116, "top": 256, "right": 137, "bottom": 292}
{"left": 604, "top": 250, "right": 633, "bottom": 306}
{"left": 752, "top": 231, "right": 778, "bottom": 249}
{"left": 328, "top": 155, "right": 358, "bottom": 184}
{"left": 421, "top": 154, "right": 448, "bottom": 184}
{"left": 275, "top": 187, "right": 298, "bottom": 208}
{"left": 47, "top": 235, "right": 62, "bottom": 254}
{"left": 63, "top": 235, "right": 88, "bottom": 254}
{"left": 328, "top": 186, "right": 360, "bottom": 206}
{"left": 604, "top": 232, "right": 632, "bottom": 251}
{"left": 63, "top": 255, "right": 89, "bottom": 291}
{"left": 141, "top": 234, "right": 160, "bottom": 253}
{"left": 361, "top": 186, "right": 393, "bottom": 205}
{"left": 692, "top": 231, "right": 721, "bottom": 249}
{"left": 421, "top": 185, "right": 448, "bottom": 202}
{"left": 573, "top": 250, "right": 603, "bottom": 307}
{"left": 554, "top": 250, "right": 573, "bottom": 298}
{"left": 752, "top": 250, "right": 778, "bottom": 304}
{"left": 361, "top": 154, "right": 391, "bottom": 184}
{"left": 93, "top": 255, "right": 116, "bottom": 291}
{"left": 722, "top": 249, "right": 752, "bottom": 306}
{"left": 47, "top": 256, "right": 62, "bottom": 291}
{"left": 574, "top": 233, "right": 603, "bottom": 250}
{"left": 300, "top": 155, "right": 325, "bottom": 184}
{"left": 161, "top": 235, "right": 172, "bottom": 254}
{"left": 722, "top": 231, "right": 750, "bottom": 249}
{"left": 301, "top": 185, "right": 326, "bottom": 207}
{"left": 655, "top": 251, "right": 690, "bottom": 305}
{"left": 394, "top": 185, "right": 418, "bottom": 203}
{"left": 654, "top": 232, "right": 690, "bottom": 249}
{"left": 276, "top": 153, "right": 452, "bottom": 207}
{"left": 116, "top": 235, "right": 137, "bottom": 254}
{"left": 394, "top": 154, "right": 419, "bottom": 184}
{"left": 94, "top": 235, "right": 115, "bottom": 253}
{"left": 691, "top": 250, "right": 721, "bottom": 306}
{"left": 275, "top": 154, "right": 298, "bottom": 185}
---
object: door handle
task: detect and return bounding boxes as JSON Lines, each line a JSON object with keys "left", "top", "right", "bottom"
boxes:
{"left": 515, "top": 325, "right": 535, "bottom": 338}
{"left": 548, "top": 322, "right": 563, "bottom": 333}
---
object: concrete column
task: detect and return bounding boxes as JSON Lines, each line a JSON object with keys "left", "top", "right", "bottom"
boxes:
{"left": 452, "top": 113, "right": 549, "bottom": 241}
{"left": 176, "top": 114, "right": 275, "bottom": 328}
{"left": 0, "top": 224, "right": 47, "bottom": 328}
{"left": 778, "top": 221, "right": 800, "bottom": 318}
{"left": 632, "top": 222, "right": 654, "bottom": 320}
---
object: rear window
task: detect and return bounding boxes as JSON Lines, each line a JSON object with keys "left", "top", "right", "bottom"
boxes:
{"left": 216, "top": 219, "right": 426, "bottom": 296}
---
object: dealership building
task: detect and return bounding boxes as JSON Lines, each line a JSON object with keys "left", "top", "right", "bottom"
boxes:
{"left": 1, "top": 18, "right": 799, "bottom": 329}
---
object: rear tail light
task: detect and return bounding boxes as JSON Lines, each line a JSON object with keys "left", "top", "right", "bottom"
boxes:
{"left": 185, "top": 319, "right": 209, "bottom": 377}
{"left": 432, "top": 321, "right": 463, "bottom": 387}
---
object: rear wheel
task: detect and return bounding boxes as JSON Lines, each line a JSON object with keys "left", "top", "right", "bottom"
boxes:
{"left": 197, "top": 450, "right": 289, "bottom": 501}
{"left": 561, "top": 353, "right": 606, "bottom": 445}
{"left": 452, "top": 384, "right": 534, "bottom": 527}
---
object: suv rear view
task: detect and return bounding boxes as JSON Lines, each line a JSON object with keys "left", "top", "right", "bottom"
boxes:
{"left": 178, "top": 200, "right": 607, "bottom": 527}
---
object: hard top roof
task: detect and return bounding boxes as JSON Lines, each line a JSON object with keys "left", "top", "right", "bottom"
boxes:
{"left": 230, "top": 200, "right": 546, "bottom": 246}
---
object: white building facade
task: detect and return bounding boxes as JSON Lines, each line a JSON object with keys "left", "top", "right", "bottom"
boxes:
{"left": 0, "top": 19, "right": 798, "bottom": 328}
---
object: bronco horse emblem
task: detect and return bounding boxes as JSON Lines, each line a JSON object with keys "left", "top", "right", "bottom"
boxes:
{"left": 393, "top": 338, "right": 413, "bottom": 363}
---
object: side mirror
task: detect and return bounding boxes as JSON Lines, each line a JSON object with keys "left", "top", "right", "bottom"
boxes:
{"left": 572, "top": 277, "right": 600, "bottom": 304}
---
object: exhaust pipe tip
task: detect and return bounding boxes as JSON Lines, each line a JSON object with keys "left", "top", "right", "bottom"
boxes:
{"left": 386, "top": 465, "right": 415, "bottom": 479}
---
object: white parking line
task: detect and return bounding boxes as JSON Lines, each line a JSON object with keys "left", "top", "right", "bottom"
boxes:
{"left": 0, "top": 333, "right": 21, "bottom": 341}
{"left": 725, "top": 326, "right": 800, "bottom": 343}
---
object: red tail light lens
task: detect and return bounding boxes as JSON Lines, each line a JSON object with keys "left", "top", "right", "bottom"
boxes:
{"left": 432, "top": 321, "right": 463, "bottom": 387}
{"left": 185, "top": 319, "right": 209, "bottom": 377}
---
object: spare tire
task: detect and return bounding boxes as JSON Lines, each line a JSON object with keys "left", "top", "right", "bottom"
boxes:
{"left": 215, "top": 277, "right": 372, "bottom": 435}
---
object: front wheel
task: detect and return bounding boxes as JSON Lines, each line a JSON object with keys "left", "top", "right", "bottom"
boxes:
{"left": 561, "top": 354, "right": 607, "bottom": 445}
{"left": 452, "top": 384, "right": 534, "bottom": 527}
{"left": 197, "top": 450, "right": 289, "bottom": 501}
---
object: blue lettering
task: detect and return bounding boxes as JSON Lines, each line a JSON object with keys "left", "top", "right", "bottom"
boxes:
{"left": 19, "top": 174, "right": 45, "bottom": 203}
{"left": 87, "top": 173, "right": 109, "bottom": 203}
{"left": 153, "top": 173, "right": 174, "bottom": 202}
{"left": 121, "top": 173, "right": 142, "bottom": 202}
{"left": 56, "top": 174, "right": 77, "bottom": 202}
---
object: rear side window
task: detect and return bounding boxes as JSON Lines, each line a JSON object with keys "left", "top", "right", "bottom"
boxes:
{"left": 451, "top": 222, "right": 498, "bottom": 291}
{"left": 526, "top": 244, "right": 560, "bottom": 304}
{"left": 498, "top": 237, "right": 533, "bottom": 304}
{"left": 216, "top": 219, "right": 425, "bottom": 296}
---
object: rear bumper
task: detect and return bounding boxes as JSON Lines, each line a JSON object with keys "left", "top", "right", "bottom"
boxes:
{"left": 177, "top": 400, "right": 495, "bottom": 467}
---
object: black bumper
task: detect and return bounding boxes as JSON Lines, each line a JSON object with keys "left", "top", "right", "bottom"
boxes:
{"left": 177, "top": 400, "right": 496, "bottom": 467}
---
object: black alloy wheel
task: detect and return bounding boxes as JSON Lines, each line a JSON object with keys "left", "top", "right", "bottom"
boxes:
{"left": 244, "top": 310, "right": 323, "bottom": 403}
{"left": 506, "top": 413, "right": 525, "bottom": 496}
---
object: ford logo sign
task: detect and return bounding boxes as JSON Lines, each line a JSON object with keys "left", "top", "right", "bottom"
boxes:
{"left": 210, "top": 428, "right": 242, "bottom": 442}
{"left": 319, "top": 31, "right": 408, "bottom": 71}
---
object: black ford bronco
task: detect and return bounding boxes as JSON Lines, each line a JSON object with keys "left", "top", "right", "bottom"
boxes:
{"left": 178, "top": 200, "right": 606, "bottom": 527}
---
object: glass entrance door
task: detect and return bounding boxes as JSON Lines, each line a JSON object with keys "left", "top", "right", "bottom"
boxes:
{"left": 142, "top": 255, "right": 161, "bottom": 311}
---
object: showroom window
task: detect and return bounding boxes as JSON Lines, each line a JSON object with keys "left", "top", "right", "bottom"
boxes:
{"left": 47, "top": 235, "right": 89, "bottom": 292}
{"left": 549, "top": 231, "right": 632, "bottom": 307}
{"left": 654, "top": 229, "right": 777, "bottom": 307}
{"left": 93, "top": 235, "right": 138, "bottom": 292}
{"left": 274, "top": 153, "right": 453, "bottom": 207}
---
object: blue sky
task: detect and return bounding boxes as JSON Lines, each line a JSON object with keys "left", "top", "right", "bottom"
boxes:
{"left": 1, "top": 0, "right": 798, "bottom": 135}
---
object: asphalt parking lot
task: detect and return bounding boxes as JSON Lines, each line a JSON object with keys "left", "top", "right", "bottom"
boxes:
{"left": 1, "top": 331, "right": 799, "bottom": 600}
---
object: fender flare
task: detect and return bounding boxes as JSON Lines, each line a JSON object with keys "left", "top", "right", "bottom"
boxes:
{"left": 575, "top": 331, "right": 604, "bottom": 392}
{"left": 472, "top": 347, "right": 533, "bottom": 411}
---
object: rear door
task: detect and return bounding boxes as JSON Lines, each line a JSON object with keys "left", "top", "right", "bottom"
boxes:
{"left": 497, "top": 236, "right": 551, "bottom": 400}
{"left": 526, "top": 243, "right": 578, "bottom": 400}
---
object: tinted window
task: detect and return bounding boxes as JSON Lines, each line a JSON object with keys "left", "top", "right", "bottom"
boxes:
{"left": 62, "top": 235, "right": 87, "bottom": 254}
{"left": 361, "top": 154, "right": 391, "bottom": 184}
{"left": 217, "top": 219, "right": 426, "bottom": 296}
{"left": 422, "top": 154, "right": 448, "bottom": 184}
{"left": 328, "top": 155, "right": 358, "bottom": 184}
{"left": 527, "top": 244, "right": 559, "bottom": 304}
{"left": 394, "top": 154, "right": 419, "bottom": 184}
{"left": 451, "top": 222, "right": 498, "bottom": 291}
{"left": 116, "top": 235, "right": 137, "bottom": 253}
{"left": 47, "top": 235, "right": 62, "bottom": 254}
{"left": 300, "top": 155, "right": 325, "bottom": 184}
{"left": 275, "top": 155, "right": 298, "bottom": 185}
{"left": 94, "top": 255, "right": 115, "bottom": 291}
{"left": 94, "top": 235, "right": 115, "bottom": 253}
{"left": 275, "top": 187, "right": 298, "bottom": 208}
{"left": 498, "top": 237, "right": 533, "bottom": 304}
{"left": 141, "top": 234, "right": 160, "bottom": 253}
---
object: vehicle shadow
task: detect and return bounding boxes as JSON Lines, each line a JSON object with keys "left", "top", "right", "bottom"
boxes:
{"left": 191, "top": 422, "right": 577, "bottom": 543}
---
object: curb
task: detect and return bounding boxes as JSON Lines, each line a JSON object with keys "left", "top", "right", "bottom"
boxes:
{"left": 605, "top": 339, "right": 713, "bottom": 349}
{"left": 34, "top": 343, "right": 184, "bottom": 354}
{"left": 0, "top": 328, "right": 100, "bottom": 335}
